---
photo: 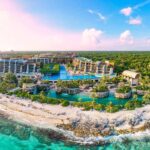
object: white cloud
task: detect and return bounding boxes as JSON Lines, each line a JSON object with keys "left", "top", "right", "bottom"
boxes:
{"left": 120, "top": 0, "right": 150, "bottom": 17}
{"left": 120, "top": 7, "right": 132, "bottom": 16}
{"left": 82, "top": 28, "right": 103, "bottom": 48}
{"left": 133, "top": 0, "right": 150, "bottom": 9}
{"left": 97, "top": 13, "right": 106, "bottom": 21}
{"left": 88, "top": 9, "right": 106, "bottom": 21}
{"left": 88, "top": 9, "right": 94, "bottom": 14}
{"left": 129, "top": 17, "right": 142, "bottom": 25}
{"left": 120, "top": 30, "right": 133, "bottom": 44}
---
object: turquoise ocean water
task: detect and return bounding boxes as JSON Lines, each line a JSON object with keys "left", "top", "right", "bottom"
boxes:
{"left": 0, "top": 117, "right": 150, "bottom": 150}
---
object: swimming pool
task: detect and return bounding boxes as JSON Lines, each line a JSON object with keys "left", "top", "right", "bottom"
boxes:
{"left": 43, "top": 65, "right": 99, "bottom": 81}
{"left": 47, "top": 89, "right": 143, "bottom": 105}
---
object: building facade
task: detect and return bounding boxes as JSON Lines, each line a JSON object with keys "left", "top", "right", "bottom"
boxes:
{"left": 0, "top": 59, "right": 38, "bottom": 74}
{"left": 31, "top": 57, "right": 50, "bottom": 64}
{"left": 73, "top": 57, "right": 114, "bottom": 75}
{"left": 0, "top": 53, "right": 76, "bottom": 75}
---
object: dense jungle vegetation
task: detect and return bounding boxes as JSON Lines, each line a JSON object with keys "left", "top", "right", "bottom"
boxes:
{"left": 77, "top": 51, "right": 150, "bottom": 77}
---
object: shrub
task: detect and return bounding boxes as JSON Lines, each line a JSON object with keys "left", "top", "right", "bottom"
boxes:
{"left": 56, "top": 80, "right": 79, "bottom": 88}
{"left": 51, "top": 64, "right": 60, "bottom": 74}
{"left": 61, "top": 100, "right": 70, "bottom": 107}
{"left": 31, "top": 95, "right": 40, "bottom": 101}
{"left": 93, "top": 104, "right": 105, "bottom": 111}
{"left": 143, "top": 93, "right": 150, "bottom": 104}
{"left": 40, "top": 64, "right": 51, "bottom": 75}
{"left": 3, "top": 73, "right": 18, "bottom": 86}
{"left": 136, "top": 85, "right": 149, "bottom": 91}
{"left": 106, "top": 102, "right": 119, "bottom": 113}
{"left": 19, "top": 76, "right": 33, "bottom": 87}
{"left": 47, "top": 98, "right": 61, "bottom": 104}
{"left": 92, "top": 84, "right": 108, "bottom": 92}
{"left": 116, "top": 86, "right": 131, "bottom": 93}
{"left": 125, "top": 100, "right": 142, "bottom": 110}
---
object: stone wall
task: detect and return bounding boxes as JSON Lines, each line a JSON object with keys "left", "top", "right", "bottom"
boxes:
{"left": 115, "top": 91, "right": 132, "bottom": 99}
{"left": 137, "top": 90, "right": 150, "bottom": 96}
{"left": 91, "top": 91, "right": 109, "bottom": 98}
{"left": 56, "top": 87, "right": 80, "bottom": 95}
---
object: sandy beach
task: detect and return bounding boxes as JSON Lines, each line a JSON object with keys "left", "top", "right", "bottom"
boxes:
{"left": 1, "top": 93, "right": 150, "bottom": 144}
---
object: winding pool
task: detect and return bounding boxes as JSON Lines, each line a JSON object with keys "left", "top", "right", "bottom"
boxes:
{"left": 47, "top": 90, "right": 142, "bottom": 105}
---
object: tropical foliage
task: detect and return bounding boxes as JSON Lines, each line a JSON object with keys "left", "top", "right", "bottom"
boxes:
{"left": 56, "top": 79, "right": 95, "bottom": 89}
{"left": 40, "top": 64, "right": 51, "bottom": 75}
{"left": 3, "top": 72, "right": 18, "bottom": 85}
{"left": 143, "top": 93, "right": 150, "bottom": 104}
{"left": 40, "top": 63, "right": 60, "bottom": 75}
{"left": 57, "top": 80, "right": 79, "bottom": 88}
{"left": 19, "top": 76, "right": 34, "bottom": 87}
{"left": 78, "top": 51, "right": 150, "bottom": 77}
{"left": 51, "top": 64, "right": 60, "bottom": 74}
{"left": 0, "top": 73, "right": 18, "bottom": 93}
{"left": 136, "top": 85, "right": 150, "bottom": 91}
{"left": 92, "top": 83, "right": 108, "bottom": 92}
{"left": 125, "top": 100, "right": 142, "bottom": 110}
{"left": 116, "top": 86, "right": 131, "bottom": 93}
{"left": 106, "top": 102, "right": 120, "bottom": 113}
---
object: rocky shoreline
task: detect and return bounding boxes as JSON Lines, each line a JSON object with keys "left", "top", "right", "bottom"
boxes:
{"left": 1, "top": 94, "right": 150, "bottom": 145}
{"left": 57, "top": 114, "right": 150, "bottom": 139}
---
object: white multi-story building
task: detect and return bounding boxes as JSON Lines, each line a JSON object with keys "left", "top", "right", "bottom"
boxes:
{"left": 0, "top": 59, "right": 37, "bottom": 75}
{"left": 73, "top": 57, "right": 114, "bottom": 75}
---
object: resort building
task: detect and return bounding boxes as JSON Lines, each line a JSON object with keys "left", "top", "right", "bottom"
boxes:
{"left": 33, "top": 52, "right": 76, "bottom": 64}
{"left": 122, "top": 70, "right": 140, "bottom": 86}
{"left": 31, "top": 57, "right": 50, "bottom": 64}
{"left": 73, "top": 57, "right": 114, "bottom": 75}
{"left": 0, "top": 53, "right": 76, "bottom": 76}
{"left": 0, "top": 59, "right": 38, "bottom": 75}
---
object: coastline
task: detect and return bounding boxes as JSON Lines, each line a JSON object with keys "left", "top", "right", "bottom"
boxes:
{"left": 1, "top": 94, "right": 150, "bottom": 145}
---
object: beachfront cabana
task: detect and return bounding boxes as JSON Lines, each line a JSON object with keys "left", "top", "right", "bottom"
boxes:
{"left": 122, "top": 70, "right": 140, "bottom": 86}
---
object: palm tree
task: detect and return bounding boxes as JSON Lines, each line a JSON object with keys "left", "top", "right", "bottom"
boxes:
{"left": 91, "top": 92, "right": 97, "bottom": 107}
{"left": 4, "top": 72, "right": 18, "bottom": 86}
{"left": 39, "top": 91, "right": 46, "bottom": 103}
{"left": 133, "top": 94, "right": 138, "bottom": 101}
{"left": 106, "top": 102, "right": 113, "bottom": 113}
{"left": 140, "top": 76, "right": 150, "bottom": 86}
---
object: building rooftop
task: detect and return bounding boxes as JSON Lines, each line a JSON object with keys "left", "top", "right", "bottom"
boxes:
{"left": 0, "top": 59, "right": 27, "bottom": 63}
{"left": 76, "top": 57, "right": 92, "bottom": 62}
{"left": 122, "top": 70, "right": 140, "bottom": 79}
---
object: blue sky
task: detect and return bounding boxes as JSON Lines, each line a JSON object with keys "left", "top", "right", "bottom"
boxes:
{"left": 17, "top": 0, "right": 150, "bottom": 35}
{"left": 0, "top": 0, "right": 150, "bottom": 50}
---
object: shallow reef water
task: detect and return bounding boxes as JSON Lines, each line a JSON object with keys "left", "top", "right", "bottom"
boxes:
{"left": 0, "top": 117, "right": 150, "bottom": 150}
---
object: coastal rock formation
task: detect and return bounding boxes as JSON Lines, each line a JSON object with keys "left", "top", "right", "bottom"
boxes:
{"left": 1, "top": 94, "right": 150, "bottom": 145}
